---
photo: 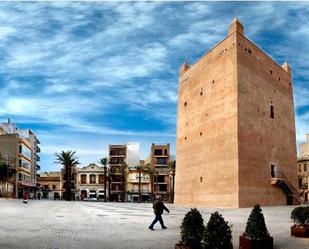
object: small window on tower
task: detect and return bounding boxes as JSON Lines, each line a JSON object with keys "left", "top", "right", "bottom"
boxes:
{"left": 200, "top": 88, "right": 203, "bottom": 96}
{"left": 184, "top": 102, "right": 187, "bottom": 107}
{"left": 270, "top": 105, "right": 274, "bottom": 119}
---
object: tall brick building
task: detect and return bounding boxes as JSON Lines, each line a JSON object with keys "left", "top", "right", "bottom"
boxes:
{"left": 175, "top": 18, "right": 299, "bottom": 208}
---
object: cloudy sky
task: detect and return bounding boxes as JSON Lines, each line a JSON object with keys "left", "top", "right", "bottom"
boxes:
{"left": 0, "top": 2, "right": 308, "bottom": 171}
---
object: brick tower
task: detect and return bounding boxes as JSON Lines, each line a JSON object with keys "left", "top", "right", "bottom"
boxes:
{"left": 175, "top": 18, "right": 299, "bottom": 208}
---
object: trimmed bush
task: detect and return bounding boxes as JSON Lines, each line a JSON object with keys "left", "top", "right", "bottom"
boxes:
{"left": 203, "top": 211, "right": 233, "bottom": 249}
{"left": 244, "top": 204, "right": 270, "bottom": 240}
{"left": 180, "top": 208, "right": 205, "bottom": 249}
{"left": 291, "top": 206, "right": 309, "bottom": 227}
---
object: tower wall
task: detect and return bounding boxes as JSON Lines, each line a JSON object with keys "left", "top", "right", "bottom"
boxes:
{"left": 236, "top": 33, "right": 297, "bottom": 207}
{"left": 175, "top": 33, "right": 239, "bottom": 208}
{"left": 175, "top": 19, "right": 298, "bottom": 208}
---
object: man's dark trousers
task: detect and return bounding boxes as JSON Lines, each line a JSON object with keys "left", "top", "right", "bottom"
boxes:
{"left": 149, "top": 214, "right": 165, "bottom": 228}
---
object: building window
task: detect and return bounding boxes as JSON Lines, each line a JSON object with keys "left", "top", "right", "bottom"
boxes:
{"left": 184, "top": 101, "right": 187, "bottom": 107}
{"left": 156, "top": 157, "right": 167, "bottom": 165}
{"left": 270, "top": 105, "right": 274, "bottom": 119}
{"left": 81, "top": 174, "right": 87, "bottom": 184}
{"left": 154, "top": 149, "right": 163, "bottom": 156}
{"left": 90, "top": 174, "right": 96, "bottom": 184}
{"left": 99, "top": 174, "right": 104, "bottom": 184}
{"left": 200, "top": 88, "right": 203, "bottom": 96}
{"left": 200, "top": 176, "right": 203, "bottom": 183}
{"left": 159, "top": 184, "right": 167, "bottom": 192}
{"left": 304, "top": 164, "right": 307, "bottom": 172}
{"left": 19, "top": 173, "right": 22, "bottom": 181}
{"left": 52, "top": 185, "right": 56, "bottom": 190}
{"left": 299, "top": 178, "right": 302, "bottom": 188}
{"left": 200, "top": 132, "right": 203, "bottom": 136}
{"left": 164, "top": 149, "right": 167, "bottom": 155}
{"left": 298, "top": 164, "right": 302, "bottom": 172}
{"left": 270, "top": 70, "right": 273, "bottom": 75}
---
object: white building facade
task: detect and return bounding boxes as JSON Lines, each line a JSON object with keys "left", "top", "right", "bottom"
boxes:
{"left": 76, "top": 163, "right": 105, "bottom": 200}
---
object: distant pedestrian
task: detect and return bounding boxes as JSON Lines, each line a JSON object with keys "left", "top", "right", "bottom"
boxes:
{"left": 148, "top": 195, "right": 169, "bottom": 230}
{"left": 23, "top": 192, "right": 29, "bottom": 204}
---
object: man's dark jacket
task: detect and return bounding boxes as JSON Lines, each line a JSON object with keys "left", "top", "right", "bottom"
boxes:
{"left": 153, "top": 200, "right": 169, "bottom": 215}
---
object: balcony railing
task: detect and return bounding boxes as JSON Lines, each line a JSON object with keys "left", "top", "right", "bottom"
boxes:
{"left": 36, "top": 146, "right": 41, "bottom": 153}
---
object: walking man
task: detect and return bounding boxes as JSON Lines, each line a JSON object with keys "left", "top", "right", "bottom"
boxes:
{"left": 148, "top": 195, "right": 169, "bottom": 230}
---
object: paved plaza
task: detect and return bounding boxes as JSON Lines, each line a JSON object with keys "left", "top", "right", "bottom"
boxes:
{"left": 0, "top": 199, "right": 309, "bottom": 249}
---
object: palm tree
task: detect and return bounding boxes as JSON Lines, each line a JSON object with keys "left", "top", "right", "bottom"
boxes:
{"left": 144, "top": 163, "right": 155, "bottom": 201}
{"left": 168, "top": 160, "right": 176, "bottom": 203}
{"left": 55, "top": 151, "right": 79, "bottom": 201}
{"left": 120, "top": 160, "right": 128, "bottom": 202}
{"left": 135, "top": 165, "right": 143, "bottom": 203}
{"left": 100, "top": 157, "right": 109, "bottom": 202}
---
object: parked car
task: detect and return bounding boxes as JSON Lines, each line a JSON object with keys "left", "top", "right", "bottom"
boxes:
{"left": 83, "top": 197, "right": 98, "bottom": 202}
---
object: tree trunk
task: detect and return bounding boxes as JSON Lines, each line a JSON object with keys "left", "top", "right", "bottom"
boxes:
{"left": 138, "top": 171, "right": 141, "bottom": 203}
{"left": 66, "top": 165, "right": 72, "bottom": 201}
{"left": 172, "top": 173, "right": 175, "bottom": 203}
{"left": 104, "top": 166, "right": 107, "bottom": 202}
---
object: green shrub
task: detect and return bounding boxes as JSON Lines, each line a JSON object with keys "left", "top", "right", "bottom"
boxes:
{"left": 203, "top": 211, "right": 233, "bottom": 249}
{"left": 244, "top": 204, "right": 270, "bottom": 240}
{"left": 291, "top": 206, "right": 309, "bottom": 226}
{"left": 180, "top": 208, "right": 205, "bottom": 249}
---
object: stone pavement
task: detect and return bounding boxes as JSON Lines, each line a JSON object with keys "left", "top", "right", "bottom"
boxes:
{"left": 0, "top": 199, "right": 308, "bottom": 249}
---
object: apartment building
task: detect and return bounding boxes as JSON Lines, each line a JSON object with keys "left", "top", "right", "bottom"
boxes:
{"left": 145, "top": 143, "right": 171, "bottom": 202}
{"left": 76, "top": 163, "right": 105, "bottom": 200}
{"left": 175, "top": 18, "right": 298, "bottom": 207}
{"left": 38, "top": 172, "right": 61, "bottom": 200}
{"left": 127, "top": 160, "right": 151, "bottom": 202}
{"left": 0, "top": 119, "right": 40, "bottom": 198}
{"left": 297, "top": 134, "right": 309, "bottom": 203}
{"left": 108, "top": 142, "right": 140, "bottom": 202}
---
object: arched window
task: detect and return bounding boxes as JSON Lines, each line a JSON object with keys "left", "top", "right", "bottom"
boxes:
{"left": 270, "top": 105, "right": 274, "bottom": 119}
{"left": 81, "top": 174, "right": 87, "bottom": 184}
{"left": 99, "top": 174, "right": 104, "bottom": 184}
{"left": 271, "top": 164, "right": 277, "bottom": 177}
{"left": 90, "top": 174, "right": 96, "bottom": 184}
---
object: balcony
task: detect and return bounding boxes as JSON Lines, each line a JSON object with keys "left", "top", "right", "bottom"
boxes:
{"left": 36, "top": 146, "right": 41, "bottom": 153}
{"left": 36, "top": 155, "right": 40, "bottom": 162}
{"left": 155, "top": 168, "right": 168, "bottom": 175}
{"left": 36, "top": 164, "right": 41, "bottom": 170}
{"left": 109, "top": 154, "right": 126, "bottom": 158}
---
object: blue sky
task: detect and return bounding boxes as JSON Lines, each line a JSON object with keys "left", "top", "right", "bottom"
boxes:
{"left": 0, "top": 2, "right": 308, "bottom": 171}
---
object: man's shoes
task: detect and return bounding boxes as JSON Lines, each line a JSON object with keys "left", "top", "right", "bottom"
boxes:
{"left": 148, "top": 227, "right": 155, "bottom": 231}
{"left": 162, "top": 226, "right": 167, "bottom": 229}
